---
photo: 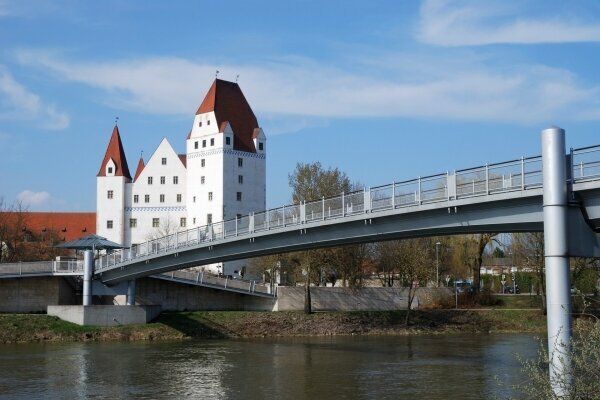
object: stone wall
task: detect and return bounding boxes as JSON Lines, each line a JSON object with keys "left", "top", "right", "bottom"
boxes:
{"left": 0, "top": 277, "right": 77, "bottom": 313}
{"left": 135, "top": 278, "right": 277, "bottom": 311}
{"left": 275, "top": 287, "right": 453, "bottom": 311}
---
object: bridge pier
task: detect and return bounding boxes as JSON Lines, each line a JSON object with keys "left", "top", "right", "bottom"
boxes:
{"left": 82, "top": 250, "right": 93, "bottom": 306}
{"left": 126, "top": 279, "right": 136, "bottom": 306}
{"left": 542, "top": 126, "right": 572, "bottom": 397}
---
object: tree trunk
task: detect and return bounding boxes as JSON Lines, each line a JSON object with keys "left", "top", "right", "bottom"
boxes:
{"left": 405, "top": 285, "right": 414, "bottom": 325}
{"left": 304, "top": 265, "right": 312, "bottom": 314}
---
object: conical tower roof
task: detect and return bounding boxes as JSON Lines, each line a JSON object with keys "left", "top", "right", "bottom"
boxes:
{"left": 97, "top": 125, "right": 132, "bottom": 180}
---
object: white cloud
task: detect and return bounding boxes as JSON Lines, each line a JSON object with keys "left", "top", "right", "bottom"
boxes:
{"left": 14, "top": 50, "right": 600, "bottom": 125}
{"left": 418, "top": 0, "right": 600, "bottom": 46}
{"left": 17, "top": 190, "right": 50, "bottom": 207}
{"left": 0, "top": 66, "right": 70, "bottom": 130}
{"left": 0, "top": 1, "right": 9, "bottom": 16}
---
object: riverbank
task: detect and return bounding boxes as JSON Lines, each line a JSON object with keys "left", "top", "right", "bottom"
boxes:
{"left": 0, "top": 309, "right": 550, "bottom": 344}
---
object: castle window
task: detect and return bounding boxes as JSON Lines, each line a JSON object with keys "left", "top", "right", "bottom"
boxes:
{"left": 107, "top": 190, "right": 113, "bottom": 199}
{"left": 259, "top": 142, "right": 264, "bottom": 151}
{"left": 107, "top": 220, "right": 113, "bottom": 229}
{"left": 160, "top": 194, "right": 165, "bottom": 203}
{"left": 173, "top": 176, "right": 178, "bottom": 184}
{"left": 176, "top": 194, "right": 182, "bottom": 203}
{"left": 201, "top": 176, "right": 205, "bottom": 184}
{"left": 145, "top": 195, "right": 150, "bottom": 203}
{"left": 201, "top": 159, "right": 205, "bottom": 167}
{"left": 108, "top": 167, "right": 113, "bottom": 174}
{"left": 160, "top": 176, "right": 165, "bottom": 185}
{"left": 238, "top": 175, "right": 243, "bottom": 184}
{"left": 180, "top": 218, "right": 186, "bottom": 228}
{"left": 152, "top": 218, "right": 160, "bottom": 228}
{"left": 199, "top": 121, "right": 202, "bottom": 127}
{"left": 207, "top": 119, "right": 210, "bottom": 125}
{"left": 237, "top": 192, "right": 242, "bottom": 201}
{"left": 148, "top": 177, "right": 153, "bottom": 185}
{"left": 238, "top": 158, "right": 243, "bottom": 167}
{"left": 193, "top": 196, "right": 196, "bottom": 203}
{"left": 194, "top": 141, "right": 198, "bottom": 149}
{"left": 202, "top": 140, "right": 206, "bottom": 148}
{"left": 210, "top": 138, "right": 214, "bottom": 146}
{"left": 208, "top": 192, "right": 213, "bottom": 201}
{"left": 134, "top": 195, "right": 139, "bottom": 203}
{"left": 207, "top": 214, "right": 213, "bottom": 224}
{"left": 161, "top": 157, "right": 167, "bottom": 165}
{"left": 130, "top": 219, "right": 137, "bottom": 228}
{"left": 226, "top": 137, "right": 231, "bottom": 146}
{"left": 193, "top": 217, "right": 196, "bottom": 224}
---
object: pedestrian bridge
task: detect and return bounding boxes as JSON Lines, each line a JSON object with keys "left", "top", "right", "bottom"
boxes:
{"left": 0, "top": 260, "right": 273, "bottom": 297}
{"left": 96, "top": 144, "right": 600, "bottom": 285}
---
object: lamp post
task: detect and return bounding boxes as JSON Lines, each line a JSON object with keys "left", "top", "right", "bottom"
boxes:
{"left": 436, "top": 241, "right": 441, "bottom": 288}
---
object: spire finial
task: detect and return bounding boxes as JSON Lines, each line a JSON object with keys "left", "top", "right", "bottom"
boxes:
{"left": 140, "top": 150, "right": 144, "bottom": 159}
{"left": 215, "top": 70, "right": 220, "bottom": 78}
{"left": 236, "top": 74, "right": 239, "bottom": 83}
{"left": 115, "top": 116, "right": 119, "bottom": 126}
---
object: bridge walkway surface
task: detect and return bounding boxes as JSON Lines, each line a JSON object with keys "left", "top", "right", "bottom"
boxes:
{"left": 0, "top": 261, "right": 272, "bottom": 297}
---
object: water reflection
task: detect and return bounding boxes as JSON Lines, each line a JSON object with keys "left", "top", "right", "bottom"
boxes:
{"left": 0, "top": 334, "right": 538, "bottom": 399}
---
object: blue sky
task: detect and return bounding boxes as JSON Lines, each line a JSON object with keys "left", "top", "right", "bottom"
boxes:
{"left": 1, "top": 0, "right": 599, "bottom": 211}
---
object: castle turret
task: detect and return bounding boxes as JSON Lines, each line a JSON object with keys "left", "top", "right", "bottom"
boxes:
{"left": 96, "top": 125, "right": 131, "bottom": 245}
{"left": 186, "top": 79, "right": 266, "bottom": 276}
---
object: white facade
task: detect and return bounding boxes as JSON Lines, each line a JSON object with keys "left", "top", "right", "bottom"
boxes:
{"left": 125, "top": 138, "right": 187, "bottom": 247}
{"left": 96, "top": 79, "right": 266, "bottom": 277}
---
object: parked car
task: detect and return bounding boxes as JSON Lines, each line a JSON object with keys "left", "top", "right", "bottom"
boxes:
{"left": 503, "top": 285, "right": 520, "bottom": 294}
{"left": 455, "top": 280, "right": 474, "bottom": 294}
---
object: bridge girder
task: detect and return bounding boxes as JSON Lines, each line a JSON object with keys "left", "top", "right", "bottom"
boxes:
{"left": 97, "top": 186, "right": 600, "bottom": 285}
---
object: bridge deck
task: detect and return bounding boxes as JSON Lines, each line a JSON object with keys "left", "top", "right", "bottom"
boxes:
{"left": 96, "top": 145, "right": 600, "bottom": 284}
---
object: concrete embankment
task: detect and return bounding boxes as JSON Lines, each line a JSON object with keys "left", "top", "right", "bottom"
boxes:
{"left": 0, "top": 276, "right": 451, "bottom": 313}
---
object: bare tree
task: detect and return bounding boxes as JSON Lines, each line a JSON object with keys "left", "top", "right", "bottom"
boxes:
{"left": 514, "top": 232, "right": 546, "bottom": 313}
{"left": 0, "top": 199, "right": 29, "bottom": 262}
{"left": 396, "top": 238, "right": 433, "bottom": 324}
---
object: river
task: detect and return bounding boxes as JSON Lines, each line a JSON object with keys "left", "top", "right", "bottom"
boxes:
{"left": 0, "top": 334, "right": 539, "bottom": 399}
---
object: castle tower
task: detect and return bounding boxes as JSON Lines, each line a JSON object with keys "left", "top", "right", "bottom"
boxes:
{"left": 186, "top": 79, "right": 266, "bottom": 276}
{"left": 96, "top": 125, "right": 131, "bottom": 245}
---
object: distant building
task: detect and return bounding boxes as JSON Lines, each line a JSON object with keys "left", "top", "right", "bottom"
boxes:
{"left": 0, "top": 211, "right": 95, "bottom": 262}
{"left": 96, "top": 79, "right": 267, "bottom": 277}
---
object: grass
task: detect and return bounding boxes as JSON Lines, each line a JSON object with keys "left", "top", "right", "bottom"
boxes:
{"left": 0, "top": 308, "right": 552, "bottom": 344}
{"left": 493, "top": 294, "right": 544, "bottom": 309}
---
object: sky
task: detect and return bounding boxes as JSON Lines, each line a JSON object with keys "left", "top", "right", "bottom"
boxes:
{"left": 0, "top": 0, "right": 599, "bottom": 212}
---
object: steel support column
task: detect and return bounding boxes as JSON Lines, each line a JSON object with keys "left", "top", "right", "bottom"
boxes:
{"left": 126, "top": 279, "right": 136, "bottom": 305}
{"left": 83, "top": 250, "right": 93, "bottom": 306}
{"left": 542, "top": 126, "right": 572, "bottom": 397}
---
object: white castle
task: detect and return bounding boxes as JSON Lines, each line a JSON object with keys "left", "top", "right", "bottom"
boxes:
{"left": 96, "top": 79, "right": 266, "bottom": 277}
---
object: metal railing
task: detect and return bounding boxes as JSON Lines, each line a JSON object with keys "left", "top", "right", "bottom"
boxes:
{"left": 0, "top": 260, "right": 84, "bottom": 277}
{"left": 153, "top": 270, "right": 273, "bottom": 296}
{"left": 97, "top": 144, "right": 600, "bottom": 271}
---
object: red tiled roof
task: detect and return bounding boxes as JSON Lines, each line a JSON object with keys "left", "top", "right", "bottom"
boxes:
{"left": 178, "top": 154, "right": 187, "bottom": 168}
{"left": 97, "top": 126, "right": 132, "bottom": 180}
{"left": 0, "top": 212, "right": 96, "bottom": 242}
{"left": 133, "top": 157, "right": 145, "bottom": 182}
{"left": 196, "top": 79, "right": 259, "bottom": 153}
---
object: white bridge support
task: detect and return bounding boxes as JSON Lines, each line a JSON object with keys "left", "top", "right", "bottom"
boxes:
{"left": 542, "top": 126, "right": 572, "bottom": 397}
{"left": 83, "top": 250, "right": 93, "bottom": 306}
